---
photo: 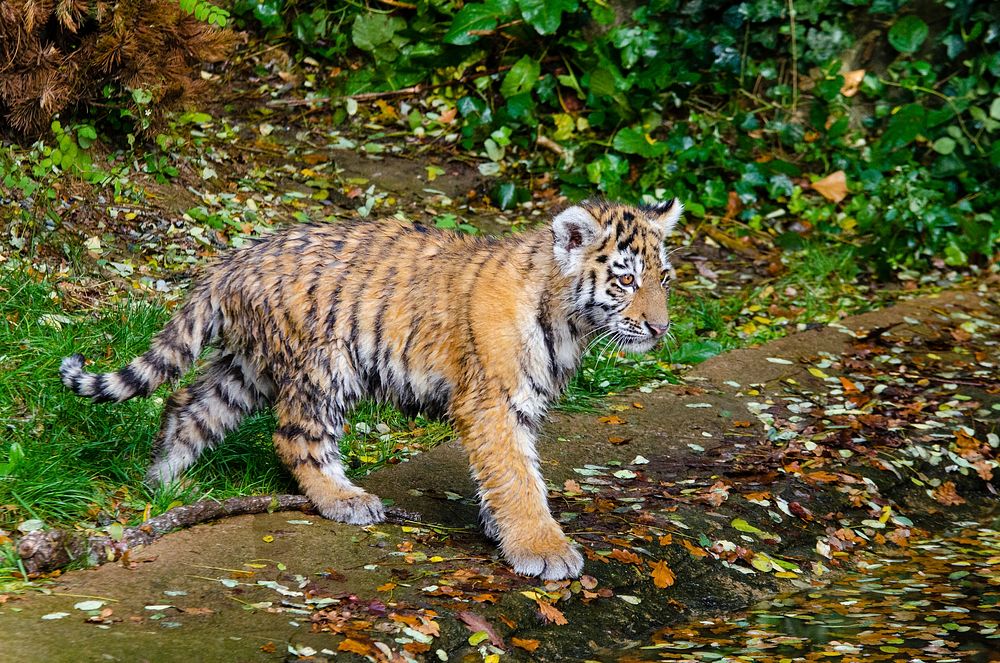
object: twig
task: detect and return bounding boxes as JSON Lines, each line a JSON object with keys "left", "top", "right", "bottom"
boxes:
{"left": 787, "top": 0, "right": 798, "bottom": 114}
{"left": 15, "top": 495, "right": 421, "bottom": 575}
{"left": 375, "top": 0, "right": 417, "bottom": 8}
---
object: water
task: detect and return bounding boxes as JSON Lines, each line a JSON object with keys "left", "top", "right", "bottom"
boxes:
{"left": 637, "top": 523, "right": 1000, "bottom": 662}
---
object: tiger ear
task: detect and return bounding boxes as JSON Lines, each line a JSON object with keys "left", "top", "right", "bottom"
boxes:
{"left": 552, "top": 206, "right": 600, "bottom": 274}
{"left": 647, "top": 198, "right": 683, "bottom": 235}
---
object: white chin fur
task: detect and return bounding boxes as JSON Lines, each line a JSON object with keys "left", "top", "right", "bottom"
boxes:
{"left": 621, "top": 337, "right": 660, "bottom": 354}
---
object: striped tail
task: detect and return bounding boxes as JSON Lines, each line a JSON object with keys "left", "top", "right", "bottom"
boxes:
{"left": 60, "top": 293, "right": 220, "bottom": 403}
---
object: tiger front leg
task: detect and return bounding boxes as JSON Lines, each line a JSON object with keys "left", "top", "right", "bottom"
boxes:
{"left": 456, "top": 404, "right": 584, "bottom": 580}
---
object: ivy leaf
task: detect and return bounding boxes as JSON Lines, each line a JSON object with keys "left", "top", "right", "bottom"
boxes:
{"left": 352, "top": 13, "right": 404, "bottom": 52}
{"left": 876, "top": 103, "right": 925, "bottom": 154}
{"left": 612, "top": 126, "right": 667, "bottom": 158}
{"left": 500, "top": 56, "right": 541, "bottom": 98}
{"left": 444, "top": 3, "right": 507, "bottom": 45}
{"left": 517, "top": 0, "right": 578, "bottom": 35}
{"left": 888, "top": 15, "right": 929, "bottom": 53}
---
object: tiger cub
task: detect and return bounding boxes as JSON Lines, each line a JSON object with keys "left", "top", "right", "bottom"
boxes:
{"left": 61, "top": 199, "right": 682, "bottom": 580}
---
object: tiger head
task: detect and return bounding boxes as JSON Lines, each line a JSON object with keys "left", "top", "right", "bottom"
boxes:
{"left": 552, "top": 199, "right": 682, "bottom": 353}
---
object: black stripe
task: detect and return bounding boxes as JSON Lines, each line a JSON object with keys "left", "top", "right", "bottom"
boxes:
{"left": 537, "top": 297, "right": 557, "bottom": 378}
{"left": 118, "top": 364, "right": 148, "bottom": 396}
{"left": 91, "top": 374, "right": 114, "bottom": 403}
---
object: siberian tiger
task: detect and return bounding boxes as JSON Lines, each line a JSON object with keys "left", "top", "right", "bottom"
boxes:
{"left": 61, "top": 199, "right": 682, "bottom": 580}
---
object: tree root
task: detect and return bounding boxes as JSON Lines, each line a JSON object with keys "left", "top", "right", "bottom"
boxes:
{"left": 15, "top": 495, "right": 421, "bottom": 576}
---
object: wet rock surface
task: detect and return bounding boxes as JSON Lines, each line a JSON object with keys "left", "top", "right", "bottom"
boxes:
{"left": 1, "top": 287, "right": 997, "bottom": 661}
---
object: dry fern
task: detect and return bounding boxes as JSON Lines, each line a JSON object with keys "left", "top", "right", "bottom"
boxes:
{"left": 0, "top": 0, "right": 236, "bottom": 136}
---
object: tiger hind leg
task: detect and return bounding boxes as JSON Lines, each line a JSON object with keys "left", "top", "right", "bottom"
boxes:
{"left": 146, "top": 351, "right": 270, "bottom": 486}
{"left": 272, "top": 366, "right": 384, "bottom": 525}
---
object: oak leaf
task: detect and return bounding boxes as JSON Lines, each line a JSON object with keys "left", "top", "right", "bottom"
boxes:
{"left": 511, "top": 637, "right": 540, "bottom": 652}
{"left": 609, "top": 548, "right": 642, "bottom": 565}
{"left": 535, "top": 600, "right": 568, "bottom": 625}
{"left": 649, "top": 559, "right": 676, "bottom": 589}
{"left": 931, "top": 481, "right": 966, "bottom": 506}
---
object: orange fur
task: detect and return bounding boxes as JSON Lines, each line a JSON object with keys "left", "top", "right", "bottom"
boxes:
{"left": 60, "top": 200, "right": 682, "bottom": 579}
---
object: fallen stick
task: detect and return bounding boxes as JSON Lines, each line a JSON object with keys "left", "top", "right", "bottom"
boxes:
{"left": 16, "top": 495, "right": 421, "bottom": 576}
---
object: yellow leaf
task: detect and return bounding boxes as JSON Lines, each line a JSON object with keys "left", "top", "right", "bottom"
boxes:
{"left": 649, "top": 559, "right": 675, "bottom": 588}
{"left": 807, "top": 367, "right": 830, "bottom": 379}
{"left": 262, "top": 535, "right": 274, "bottom": 543}
{"left": 511, "top": 637, "right": 540, "bottom": 652}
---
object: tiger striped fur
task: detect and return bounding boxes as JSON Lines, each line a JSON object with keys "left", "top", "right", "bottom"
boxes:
{"left": 61, "top": 199, "right": 682, "bottom": 580}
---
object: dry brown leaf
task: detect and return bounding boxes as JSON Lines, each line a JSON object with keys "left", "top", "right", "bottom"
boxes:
{"left": 563, "top": 479, "right": 582, "bottom": 494}
{"left": 931, "top": 481, "right": 966, "bottom": 506}
{"left": 658, "top": 534, "right": 673, "bottom": 546}
{"left": 512, "top": 637, "right": 541, "bottom": 652}
{"left": 840, "top": 68, "right": 865, "bottom": 97}
{"left": 609, "top": 548, "right": 642, "bottom": 565}
{"left": 580, "top": 575, "right": 598, "bottom": 590}
{"left": 338, "top": 638, "right": 373, "bottom": 656}
{"left": 598, "top": 415, "right": 626, "bottom": 425}
{"left": 682, "top": 539, "right": 708, "bottom": 558}
{"left": 607, "top": 435, "right": 628, "bottom": 445}
{"left": 649, "top": 559, "right": 676, "bottom": 589}
{"left": 813, "top": 170, "right": 849, "bottom": 203}
{"left": 457, "top": 610, "right": 504, "bottom": 647}
{"left": 535, "top": 600, "right": 568, "bottom": 625}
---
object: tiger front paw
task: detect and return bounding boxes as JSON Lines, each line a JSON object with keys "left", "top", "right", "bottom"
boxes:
{"left": 502, "top": 535, "right": 584, "bottom": 580}
{"left": 314, "top": 491, "right": 386, "bottom": 525}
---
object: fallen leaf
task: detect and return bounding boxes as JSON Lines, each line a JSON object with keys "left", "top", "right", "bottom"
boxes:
{"left": 607, "top": 435, "right": 628, "bottom": 445}
{"left": 658, "top": 534, "right": 673, "bottom": 546}
{"left": 610, "top": 548, "right": 642, "bottom": 565}
{"left": 512, "top": 637, "right": 540, "bottom": 652}
{"left": 457, "top": 611, "right": 504, "bottom": 647}
{"left": 599, "top": 415, "right": 626, "bottom": 425}
{"left": 338, "top": 638, "right": 373, "bottom": 656}
{"left": 813, "top": 171, "right": 849, "bottom": 203}
{"left": 563, "top": 479, "right": 582, "bottom": 494}
{"left": 580, "top": 575, "right": 598, "bottom": 590}
{"left": 535, "top": 600, "right": 568, "bottom": 625}
{"left": 682, "top": 539, "right": 708, "bottom": 558}
{"left": 649, "top": 560, "right": 676, "bottom": 588}
{"left": 840, "top": 68, "right": 865, "bottom": 97}
{"left": 931, "top": 481, "right": 966, "bottom": 506}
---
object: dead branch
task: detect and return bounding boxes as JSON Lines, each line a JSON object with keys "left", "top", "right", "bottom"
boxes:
{"left": 16, "top": 495, "right": 420, "bottom": 575}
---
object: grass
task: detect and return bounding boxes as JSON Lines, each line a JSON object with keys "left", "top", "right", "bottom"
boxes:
{"left": 0, "top": 240, "right": 875, "bottom": 584}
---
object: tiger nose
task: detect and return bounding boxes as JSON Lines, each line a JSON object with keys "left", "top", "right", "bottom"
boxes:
{"left": 647, "top": 322, "right": 669, "bottom": 338}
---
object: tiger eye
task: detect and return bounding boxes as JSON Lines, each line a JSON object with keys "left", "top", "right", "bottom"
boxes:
{"left": 618, "top": 274, "right": 635, "bottom": 287}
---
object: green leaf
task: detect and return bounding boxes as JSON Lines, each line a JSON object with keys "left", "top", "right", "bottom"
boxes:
{"left": 500, "top": 55, "right": 540, "bottom": 98}
{"left": 670, "top": 340, "right": 723, "bottom": 365}
{"left": 876, "top": 103, "right": 925, "bottom": 153}
{"left": 352, "top": 13, "right": 404, "bottom": 51}
{"left": 888, "top": 15, "right": 929, "bottom": 53}
{"left": 612, "top": 126, "right": 667, "bottom": 158}
{"left": 517, "top": 0, "right": 577, "bottom": 35}
{"left": 990, "top": 97, "right": 1000, "bottom": 121}
{"left": 932, "top": 137, "right": 956, "bottom": 155}
{"left": 731, "top": 518, "right": 766, "bottom": 535}
{"left": 444, "top": 4, "right": 503, "bottom": 46}
{"left": 944, "top": 241, "right": 968, "bottom": 266}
